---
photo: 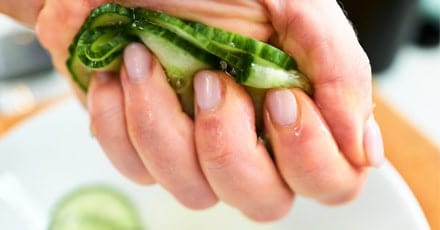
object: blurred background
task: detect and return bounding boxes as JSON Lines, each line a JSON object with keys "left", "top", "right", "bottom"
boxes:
{"left": 0, "top": 15, "right": 69, "bottom": 132}
{"left": 0, "top": 0, "right": 439, "bottom": 229}
{"left": 339, "top": 0, "right": 440, "bottom": 148}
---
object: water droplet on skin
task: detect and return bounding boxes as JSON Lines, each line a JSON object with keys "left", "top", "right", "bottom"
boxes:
{"left": 316, "top": 102, "right": 323, "bottom": 110}
{"left": 293, "top": 127, "right": 301, "bottom": 137}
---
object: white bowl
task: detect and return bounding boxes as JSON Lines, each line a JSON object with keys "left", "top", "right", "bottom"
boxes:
{"left": 0, "top": 98, "right": 430, "bottom": 230}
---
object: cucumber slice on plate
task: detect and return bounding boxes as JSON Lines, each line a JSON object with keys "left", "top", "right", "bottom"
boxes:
{"left": 49, "top": 185, "right": 142, "bottom": 230}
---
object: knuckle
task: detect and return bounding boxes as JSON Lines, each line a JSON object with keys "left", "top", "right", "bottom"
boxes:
{"left": 91, "top": 102, "right": 122, "bottom": 126}
{"left": 319, "top": 172, "right": 367, "bottom": 205}
{"left": 197, "top": 117, "right": 236, "bottom": 170}
{"left": 111, "top": 156, "right": 155, "bottom": 185}
{"left": 353, "top": 49, "right": 373, "bottom": 87}
{"left": 178, "top": 190, "right": 218, "bottom": 210}
{"left": 358, "top": 50, "right": 372, "bottom": 75}
{"left": 244, "top": 202, "right": 292, "bottom": 223}
{"left": 202, "top": 149, "right": 236, "bottom": 170}
{"left": 320, "top": 185, "right": 362, "bottom": 205}
{"left": 124, "top": 170, "right": 155, "bottom": 186}
{"left": 129, "top": 110, "right": 155, "bottom": 141}
{"left": 126, "top": 113, "right": 180, "bottom": 176}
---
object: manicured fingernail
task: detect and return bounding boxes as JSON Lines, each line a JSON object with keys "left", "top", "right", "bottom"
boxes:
{"left": 364, "top": 115, "right": 385, "bottom": 167}
{"left": 194, "top": 71, "right": 222, "bottom": 111}
{"left": 124, "top": 43, "right": 152, "bottom": 82}
{"left": 267, "top": 89, "right": 298, "bottom": 126}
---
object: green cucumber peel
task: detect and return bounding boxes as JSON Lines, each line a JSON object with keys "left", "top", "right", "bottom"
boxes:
{"left": 68, "top": 3, "right": 312, "bottom": 91}
{"left": 67, "top": 3, "right": 313, "bottom": 120}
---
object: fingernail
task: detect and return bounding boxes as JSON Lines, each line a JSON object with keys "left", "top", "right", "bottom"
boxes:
{"left": 363, "top": 115, "right": 385, "bottom": 167}
{"left": 124, "top": 43, "right": 152, "bottom": 82}
{"left": 194, "top": 71, "right": 222, "bottom": 111}
{"left": 266, "top": 89, "right": 298, "bottom": 126}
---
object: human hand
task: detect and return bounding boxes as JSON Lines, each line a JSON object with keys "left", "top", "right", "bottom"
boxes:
{"left": 6, "top": 0, "right": 383, "bottom": 221}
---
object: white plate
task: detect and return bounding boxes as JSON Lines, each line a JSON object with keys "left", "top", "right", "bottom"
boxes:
{"left": 0, "top": 98, "right": 430, "bottom": 230}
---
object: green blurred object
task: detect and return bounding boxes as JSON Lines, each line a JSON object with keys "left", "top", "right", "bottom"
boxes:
{"left": 49, "top": 185, "right": 143, "bottom": 230}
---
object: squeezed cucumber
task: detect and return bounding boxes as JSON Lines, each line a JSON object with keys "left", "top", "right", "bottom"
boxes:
{"left": 133, "top": 7, "right": 312, "bottom": 93}
{"left": 67, "top": 3, "right": 313, "bottom": 123}
{"left": 68, "top": 3, "right": 312, "bottom": 93}
{"left": 131, "top": 21, "right": 221, "bottom": 115}
{"left": 49, "top": 185, "right": 142, "bottom": 230}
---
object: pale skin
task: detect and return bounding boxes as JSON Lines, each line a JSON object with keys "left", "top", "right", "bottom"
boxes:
{"left": 1, "top": 0, "right": 384, "bottom": 221}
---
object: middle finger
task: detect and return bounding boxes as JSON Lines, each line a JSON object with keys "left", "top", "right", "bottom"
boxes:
{"left": 194, "top": 70, "right": 293, "bottom": 222}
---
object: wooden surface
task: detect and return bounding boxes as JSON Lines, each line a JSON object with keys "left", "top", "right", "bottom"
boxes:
{"left": 0, "top": 92, "right": 439, "bottom": 229}
{"left": 0, "top": 93, "right": 71, "bottom": 138}
{"left": 374, "top": 91, "right": 440, "bottom": 230}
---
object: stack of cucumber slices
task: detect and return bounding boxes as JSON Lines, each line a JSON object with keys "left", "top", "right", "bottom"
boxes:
{"left": 68, "top": 3, "right": 312, "bottom": 117}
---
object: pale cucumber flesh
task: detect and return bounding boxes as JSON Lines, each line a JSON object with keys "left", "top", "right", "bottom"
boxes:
{"left": 67, "top": 3, "right": 313, "bottom": 140}
{"left": 68, "top": 3, "right": 312, "bottom": 94}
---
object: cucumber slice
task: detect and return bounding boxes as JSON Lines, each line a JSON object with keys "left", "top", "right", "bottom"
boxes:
{"left": 49, "top": 185, "right": 142, "bottom": 230}
{"left": 67, "top": 4, "right": 134, "bottom": 92}
{"left": 68, "top": 28, "right": 131, "bottom": 91}
{"left": 82, "top": 3, "right": 133, "bottom": 30}
{"left": 132, "top": 7, "right": 312, "bottom": 93}
{"left": 131, "top": 21, "right": 220, "bottom": 115}
{"left": 133, "top": 8, "right": 296, "bottom": 69}
{"left": 132, "top": 21, "right": 220, "bottom": 81}
{"left": 67, "top": 2, "right": 314, "bottom": 132}
{"left": 68, "top": 3, "right": 312, "bottom": 94}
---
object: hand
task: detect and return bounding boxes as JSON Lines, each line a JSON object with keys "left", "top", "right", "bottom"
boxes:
{"left": 6, "top": 0, "right": 384, "bottom": 221}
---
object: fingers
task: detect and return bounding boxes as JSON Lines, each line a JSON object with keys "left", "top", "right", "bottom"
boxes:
{"left": 194, "top": 71, "right": 293, "bottom": 221}
{"left": 264, "top": 89, "right": 367, "bottom": 204}
{"left": 120, "top": 43, "right": 217, "bottom": 209}
{"left": 88, "top": 72, "right": 154, "bottom": 185}
{"left": 263, "top": 0, "right": 384, "bottom": 167}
